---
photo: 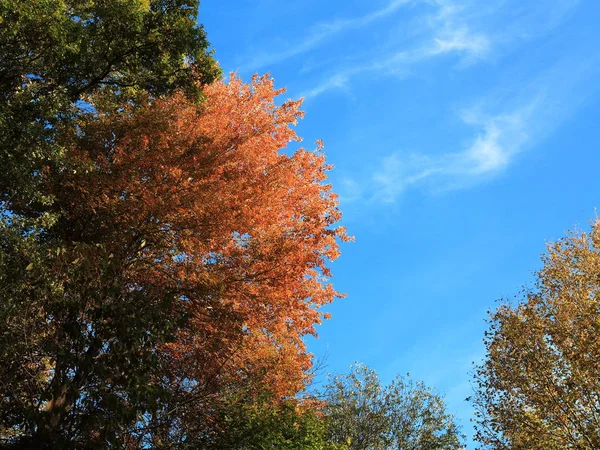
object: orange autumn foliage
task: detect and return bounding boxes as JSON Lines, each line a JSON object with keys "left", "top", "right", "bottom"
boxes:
{"left": 49, "top": 74, "right": 350, "bottom": 402}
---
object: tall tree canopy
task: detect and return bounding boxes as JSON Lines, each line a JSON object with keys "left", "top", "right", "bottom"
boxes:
{"left": 0, "top": 73, "right": 348, "bottom": 447}
{"left": 0, "top": 0, "right": 219, "bottom": 209}
{"left": 321, "top": 364, "right": 464, "bottom": 450}
{"left": 0, "top": 2, "right": 353, "bottom": 447}
{"left": 0, "top": 2, "right": 225, "bottom": 446}
{"left": 471, "top": 220, "right": 600, "bottom": 449}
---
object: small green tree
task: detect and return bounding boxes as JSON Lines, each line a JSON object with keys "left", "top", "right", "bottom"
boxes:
{"left": 203, "top": 392, "right": 343, "bottom": 450}
{"left": 322, "top": 364, "right": 464, "bottom": 450}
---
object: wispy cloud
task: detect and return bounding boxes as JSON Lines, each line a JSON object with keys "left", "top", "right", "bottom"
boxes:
{"left": 300, "top": 74, "right": 351, "bottom": 99}
{"left": 366, "top": 51, "right": 600, "bottom": 203}
{"left": 301, "top": 1, "right": 491, "bottom": 99}
{"left": 238, "top": 0, "right": 412, "bottom": 72}
{"left": 299, "top": 0, "right": 585, "bottom": 101}
{"left": 301, "top": 27, "right": 489, "bottom": 99}
{"left": 291, "top": 1, "right": 595, "bottom": 205}
{"left": 491, "top": 0, "right": 582, "bottom": 43}
{"left": 372, "top": 105, "right": 532, "bottom": 202}
{"left": 429, "top": 26, "right": 489, "bottom": 61}
{"left": 425, "top": 0, "right": 490, "bottom": 62}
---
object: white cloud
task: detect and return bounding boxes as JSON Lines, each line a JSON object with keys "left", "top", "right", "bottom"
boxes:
{"left": 425, "top": 0, "right": 490, "bottom": 61}
{"left": 239, "top": 0, "right": 412, "bottom": 72}
{"left": 298, "top": 0, "right": 586, "bottom": 100}
{"left": 334, "top": 94, "right": 539, "bottom": 204}
{"left": 338, "top": 176, "right": 365, "bottom": 204}
{"left": 429, "top": 26, "right": 490, "bottom": 60}
{"left": 367, "top": 46, "right": 600, "bottom": 204}
{"left": 296, "top": 1, "right": 595, "bottom": 204}
{"left": 300, "top": 73, "right": 351, "bottom": 99}
{"left": 301, "top": 0, "right": 492, "bottom": 100}
{"left": 456, "top": 107, "right": 532, "bottom": 175}
{"left": 371, "top": 104, "right": 533, "bottom": 202}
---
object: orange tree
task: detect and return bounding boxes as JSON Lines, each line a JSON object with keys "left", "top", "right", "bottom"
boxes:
{"left": 0, "top": 75, "right": 349, "bottom": 447}
{"left": 471, "top": 220, "right": 600, "bottom": 449}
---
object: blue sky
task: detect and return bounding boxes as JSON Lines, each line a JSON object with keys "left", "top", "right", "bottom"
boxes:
{"left": 201, "top": 0, "right": 600, "bottom": 446}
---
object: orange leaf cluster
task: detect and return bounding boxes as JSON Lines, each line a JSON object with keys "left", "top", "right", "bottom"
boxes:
{"left": 50, "top": 74, "right": 350, "bottom": 400}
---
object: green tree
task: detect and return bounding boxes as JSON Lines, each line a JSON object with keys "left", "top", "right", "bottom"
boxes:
{"left": 321, "top": 364, "right": 464, "bottom": 450}
{"left": 199, "top": 392, "right": 343, "bottom": 450}
{"left": 0, "top": 2, "right": 219, "bottom": 446}
{"left": 471, "top": 220, "right": 600, "bottom": 449}
{"left": 0, "top": 0, "right": 219, "bottom": 210}
{"left": 0, "top": 228, "right": 180, "bottom": 448}
{"left": 0, "top": 2, "right": 220, "bottom": 446}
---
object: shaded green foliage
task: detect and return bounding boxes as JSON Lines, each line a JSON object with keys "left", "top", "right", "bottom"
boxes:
{"left": 198, "top": 393, "right": 341, "bottom": 450}
{"left": 0, "top": 1, "right": 219, "bottom": 446}
{"left": 0, "top": 218, "right": 181, "bottom": 447}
